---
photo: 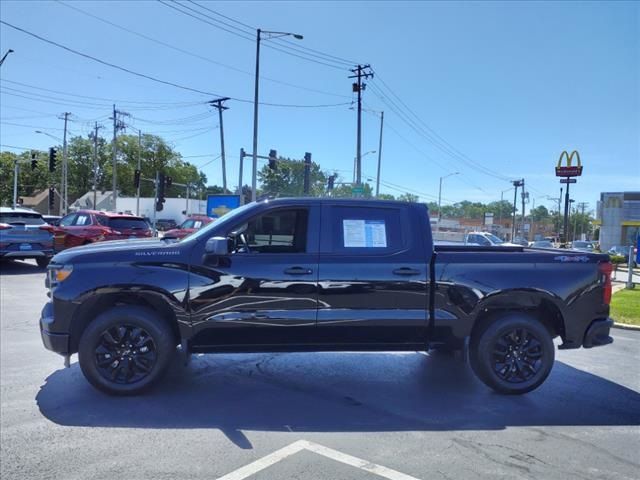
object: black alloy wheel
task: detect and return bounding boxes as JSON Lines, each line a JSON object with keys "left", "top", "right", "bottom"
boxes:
{"left": 95, "top": 324, "right": 157, "bottom": 384}
{"left": 491, "top": 327, "right": 543, "bottom": 383}
{"left": 470, "top": 313, "right": 554, "bottom": 395}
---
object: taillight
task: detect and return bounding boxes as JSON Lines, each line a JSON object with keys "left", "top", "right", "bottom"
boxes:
{"left": 39, "top": 225, "right": 55, "bottom": 233}
{"left": 599, "top": 261, "right": 613, "bottom": 305}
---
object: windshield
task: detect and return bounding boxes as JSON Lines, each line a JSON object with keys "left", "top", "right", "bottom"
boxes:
{"left": 485, "top": 233, "right": 504, "bottom": 244}
{"left": 0, "top": 212, "right": 45, "bottom": 225}
{"left": 181, "top": 219, "right": 203, "bottom": 229}
{"left": 574, "top": 241, "right": 594, "bottom": 248}
{"left": 179, "top": 203, "right": 255, "bottom": 243}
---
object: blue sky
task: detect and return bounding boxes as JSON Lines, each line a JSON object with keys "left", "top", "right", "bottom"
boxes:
{"left": 1, "top": 0, "right": 638, "bottom": 212}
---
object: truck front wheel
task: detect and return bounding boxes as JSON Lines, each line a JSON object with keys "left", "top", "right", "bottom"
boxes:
{"left": 78, "top": 306, "right": 175, "bottom": 395}
{"left": 470, "top": 314, "right": 554, "bottom": 394}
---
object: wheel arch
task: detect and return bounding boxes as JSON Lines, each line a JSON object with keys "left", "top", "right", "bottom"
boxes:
{"left": 69, "top": 290, "right": 182, "bottom": 353}
{"left": 469, "top": 289, "right": 566, "bottom": 344}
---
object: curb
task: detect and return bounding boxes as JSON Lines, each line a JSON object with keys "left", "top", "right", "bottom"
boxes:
{"left": 612, "top": 322, "right": 640, "bottom": 331}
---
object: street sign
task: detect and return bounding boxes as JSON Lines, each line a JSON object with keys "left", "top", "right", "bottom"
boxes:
{"left": 351, "top": 186, "right": 364, "bottom": 197}
{"left": 560, "top": 178, "right": 577, "bottom": 184}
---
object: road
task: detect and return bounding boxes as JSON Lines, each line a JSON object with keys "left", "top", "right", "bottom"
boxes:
{"left": 1, "top": 259, "right": 639, "bottom": 480}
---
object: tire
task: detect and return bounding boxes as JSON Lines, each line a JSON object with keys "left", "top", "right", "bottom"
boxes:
{"left": 470, "top": 313, "right": 554, "bottom": 395}
{"left": 78, "top": 306, "right": 176, "bottom": 396}
{"left": 36, "top": 257, "right": 50, "bottom": 268}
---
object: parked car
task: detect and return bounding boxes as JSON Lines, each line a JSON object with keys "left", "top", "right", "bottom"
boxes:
{"left": 464, "top": 231, "right": 519, "bottom": 247}
{"left": 530, "top": 240, "right": 554, "bottom": 249}
{"left": 0, "top": 207, "right": 54, "bottom": 267}
{"left": 571, "top": 241, "right": 596, "bottom": 253}
{"left": 511, "top": 237, "right": 530, "bottom": 247}
{"left": 162, "top": 214, "right": 213, "bottom": 240}
{"left": 43, "top": 215, "right": 62, "bottom": 226}
{"left": 155, "top": 218, "right": 177, "bottom": 232}
{"left": 53, "top": 210, "right": 152, "bottom": 251}
{"left": 41, "top": 198, "right": 614, "bottom": 396}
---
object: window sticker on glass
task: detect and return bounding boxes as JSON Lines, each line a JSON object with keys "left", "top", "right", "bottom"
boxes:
{"left": 343, "top": 219, "right": 387, "bottom": 247}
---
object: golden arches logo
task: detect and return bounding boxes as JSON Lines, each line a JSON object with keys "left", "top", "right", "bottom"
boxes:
{"left": 557, "top": 150, "right": 581, "bottom": 168}
{"left": 555, "top": 150, "right": 583, "bottom": 177}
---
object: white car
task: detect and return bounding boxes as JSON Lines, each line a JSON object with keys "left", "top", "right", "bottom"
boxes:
{"left": 464, "top": 232, "right": 520, "bottom": 247}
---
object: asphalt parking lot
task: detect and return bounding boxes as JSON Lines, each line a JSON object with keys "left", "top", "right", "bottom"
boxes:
{"left": 1, "top": 259, "right": 639, "bottom": 480}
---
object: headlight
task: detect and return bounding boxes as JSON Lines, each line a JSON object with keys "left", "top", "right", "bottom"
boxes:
{"left": 47, "top": 264, "right": 73, "bottom": 289}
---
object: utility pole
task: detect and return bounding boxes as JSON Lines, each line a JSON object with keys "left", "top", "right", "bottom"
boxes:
{"left": 12, "top": 159, "right": 19, "bottom": 208}
{"left": 238, "top": 148, "right": 246, "bottom": 206}
{"left": 209, "top": 98, "right": 230, "bottom": 192}
{"left": 136, "top": 131, "right": 145, "bottom": 213}
{"left": 511, "top": 179, "right": 524, "bottom": 240}
{"left": 520, "top": 178, "right": 529, "bottom": 238}
{"left": 349, "top": 64, "right": 374, "bottom": 186}
{"left": 111, "top": 105, "right": 129, "bottom": 212}
{"left": 303, "top": 152, "right": 311, "bottom": 195}
{"left": 58, "top": 112, "right": 71, "bottom": 215}
{"left": 375, "top": 111, "right": 384, "bottom": 198}
{"left": 90, "top": 122, "right": 102, "bottom": 209}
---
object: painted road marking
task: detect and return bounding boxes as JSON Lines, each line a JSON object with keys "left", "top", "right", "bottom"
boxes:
{"left": 215, "top": 439, "right": 421, "bottom": 480}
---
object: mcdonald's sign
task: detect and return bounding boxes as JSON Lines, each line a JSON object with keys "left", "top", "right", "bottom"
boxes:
{"left": 555, "top": 150, "right": 583, "bottom": 177}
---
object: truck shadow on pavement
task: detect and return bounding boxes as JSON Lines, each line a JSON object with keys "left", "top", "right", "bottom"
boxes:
{"left": 36, "top": 352, "right": 640, "bottom": 449}
{"left": 0, "top": 259, "right": 46, "bottom": 276}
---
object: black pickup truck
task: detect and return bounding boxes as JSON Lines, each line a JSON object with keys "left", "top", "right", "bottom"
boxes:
{"left": 40, "top": 198, "right": 614, "bottom": 395}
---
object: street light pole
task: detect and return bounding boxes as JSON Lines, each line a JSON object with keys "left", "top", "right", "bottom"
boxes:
{"left": 437, "top": 172, "right": 459, "bottom": 232}
{"left": 251, "top": 29, "right": 303, "bottom": 202}
{"left": 375, "top": 111, "right": 384, "bottom": 198}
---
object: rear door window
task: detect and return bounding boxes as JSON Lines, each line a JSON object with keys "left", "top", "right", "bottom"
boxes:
{"left": 327, "top": 205, "right": 406, "bottom": 254}
{"left": 108, "top": 218, "right": 150, "bottom": 230}
{"left": 73, "top": 214, "right": 92, "bottom": 226}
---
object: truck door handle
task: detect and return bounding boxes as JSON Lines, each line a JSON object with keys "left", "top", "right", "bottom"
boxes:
{"left": 392, "top": 268, "right": 421, "bottom": 276}
{"left": 284, "top": 267, "right": 313, "bottom": 275}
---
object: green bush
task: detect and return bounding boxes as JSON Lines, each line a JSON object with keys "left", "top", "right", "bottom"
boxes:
{"left": 610, "top": 255, "right": 626, "bottom": 264}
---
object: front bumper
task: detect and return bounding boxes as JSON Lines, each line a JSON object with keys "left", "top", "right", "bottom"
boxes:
{"left": 583, "top": 318, "right": 614, "bottom": 348}
{"left": 40, "top": 301, "right": 70, "bottom": 355}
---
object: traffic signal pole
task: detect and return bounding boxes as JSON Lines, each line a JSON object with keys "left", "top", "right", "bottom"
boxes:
{"left": 12, "top": 159, "right": 19, "bottom": 208}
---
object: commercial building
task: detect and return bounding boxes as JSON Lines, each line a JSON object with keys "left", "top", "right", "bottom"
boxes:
{"left": 596, "top": 192, "right": 640, "bottom": 251}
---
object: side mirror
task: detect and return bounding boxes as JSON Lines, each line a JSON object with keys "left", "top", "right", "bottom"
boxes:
{"left": 205, "top": 236, "right": 228, "bottom": 256}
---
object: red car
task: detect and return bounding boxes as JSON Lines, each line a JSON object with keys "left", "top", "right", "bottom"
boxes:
{"left": 162, "top": 215, "right": 213, "bottom": 240}
{"left": 53, "top": 210, "right": 152, "bottom": 251}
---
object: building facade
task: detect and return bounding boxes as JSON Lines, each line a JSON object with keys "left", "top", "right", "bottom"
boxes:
{"left": 596, "top": 191, "right": 640, "bottom": 251}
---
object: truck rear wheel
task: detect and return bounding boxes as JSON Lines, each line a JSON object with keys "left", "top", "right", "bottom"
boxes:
{"left": 470, "top": 313, "right": 554, "bottom": 394}
{"left": 78, "top": 306, "right": 175, "bottom": 396}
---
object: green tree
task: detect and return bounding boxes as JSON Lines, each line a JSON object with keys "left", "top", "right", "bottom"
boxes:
{"left": 397, "top": 193, "right": 419, "bottom": 202}
{"left": 530, "top": 205, "right": 550, "bottom": 222}
{"left": 258, "top": 157, "right": 327, "bottom": 197}
{"left": 377, "top": 193, "right": 395, "bottom": 200}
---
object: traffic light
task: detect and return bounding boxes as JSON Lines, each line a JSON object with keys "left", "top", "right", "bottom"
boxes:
{"left": 48, "top": 187, "right": 55, "bottom": 211}
{"left": 133, "top": 169, "right": 141, "bottom": 188}
{"left": 48, "top": 148, "right": 57, "bottom": 172}
{"left": 328, "top": 175, "right": 336, "bottom": 190}
{"left": 156, "top": 173, "right": 166, "bottom": 211}
{"left": 268, "top": 149, "right": 277, "bottom": 170}
{"left": 31, "top": 152, "right": 38, "bottom": 171}
{"left": 166, "top": 176, "right": 172, "bottom": 188}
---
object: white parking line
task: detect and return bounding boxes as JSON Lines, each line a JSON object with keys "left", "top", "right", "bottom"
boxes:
{"left": 215, "top": 439, "right": 422, "bottom": 480}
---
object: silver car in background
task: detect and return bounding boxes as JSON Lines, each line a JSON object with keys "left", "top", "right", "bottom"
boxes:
{"left": 0, "top": 207, "right": 54, "bottom": 267}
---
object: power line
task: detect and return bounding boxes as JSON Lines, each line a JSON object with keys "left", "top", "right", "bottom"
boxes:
{"left": 157, "top": 0, "right": 348, "bottom": 70}
{"left": 56, "top": 0, "right": 349, "bottom": 99}
{"left": 185, "top": 0, "right": 359, "bottom": 66}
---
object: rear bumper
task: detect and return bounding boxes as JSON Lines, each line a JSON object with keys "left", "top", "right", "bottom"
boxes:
{"left": 1, "top": 250, "right": 54, "bottom": 258}
{"left": 583, "top": 318, "right": 614, "bottom": 348}
{"left": 40, "top": 302, "right": 70, "bottom": 355}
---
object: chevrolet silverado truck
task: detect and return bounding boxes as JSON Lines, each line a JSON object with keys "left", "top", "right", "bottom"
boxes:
{"left": 40, "top": 198, "right": 614, "bottom": 395}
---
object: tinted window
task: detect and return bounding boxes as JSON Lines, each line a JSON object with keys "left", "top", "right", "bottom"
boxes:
{"left": 109, "top": 218, "right": 150, "bottom": 230}
{"left": 330, "top": 206, "right": 403, "bottom": 254}
{"left": 233, "top": 209, "right": 308, "bottom": 254}
{"left": 0, "top": 212, "right": 45, "bottom": 225}
{"left": 59, "top": 214, "right": 76, "bottom": 227}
